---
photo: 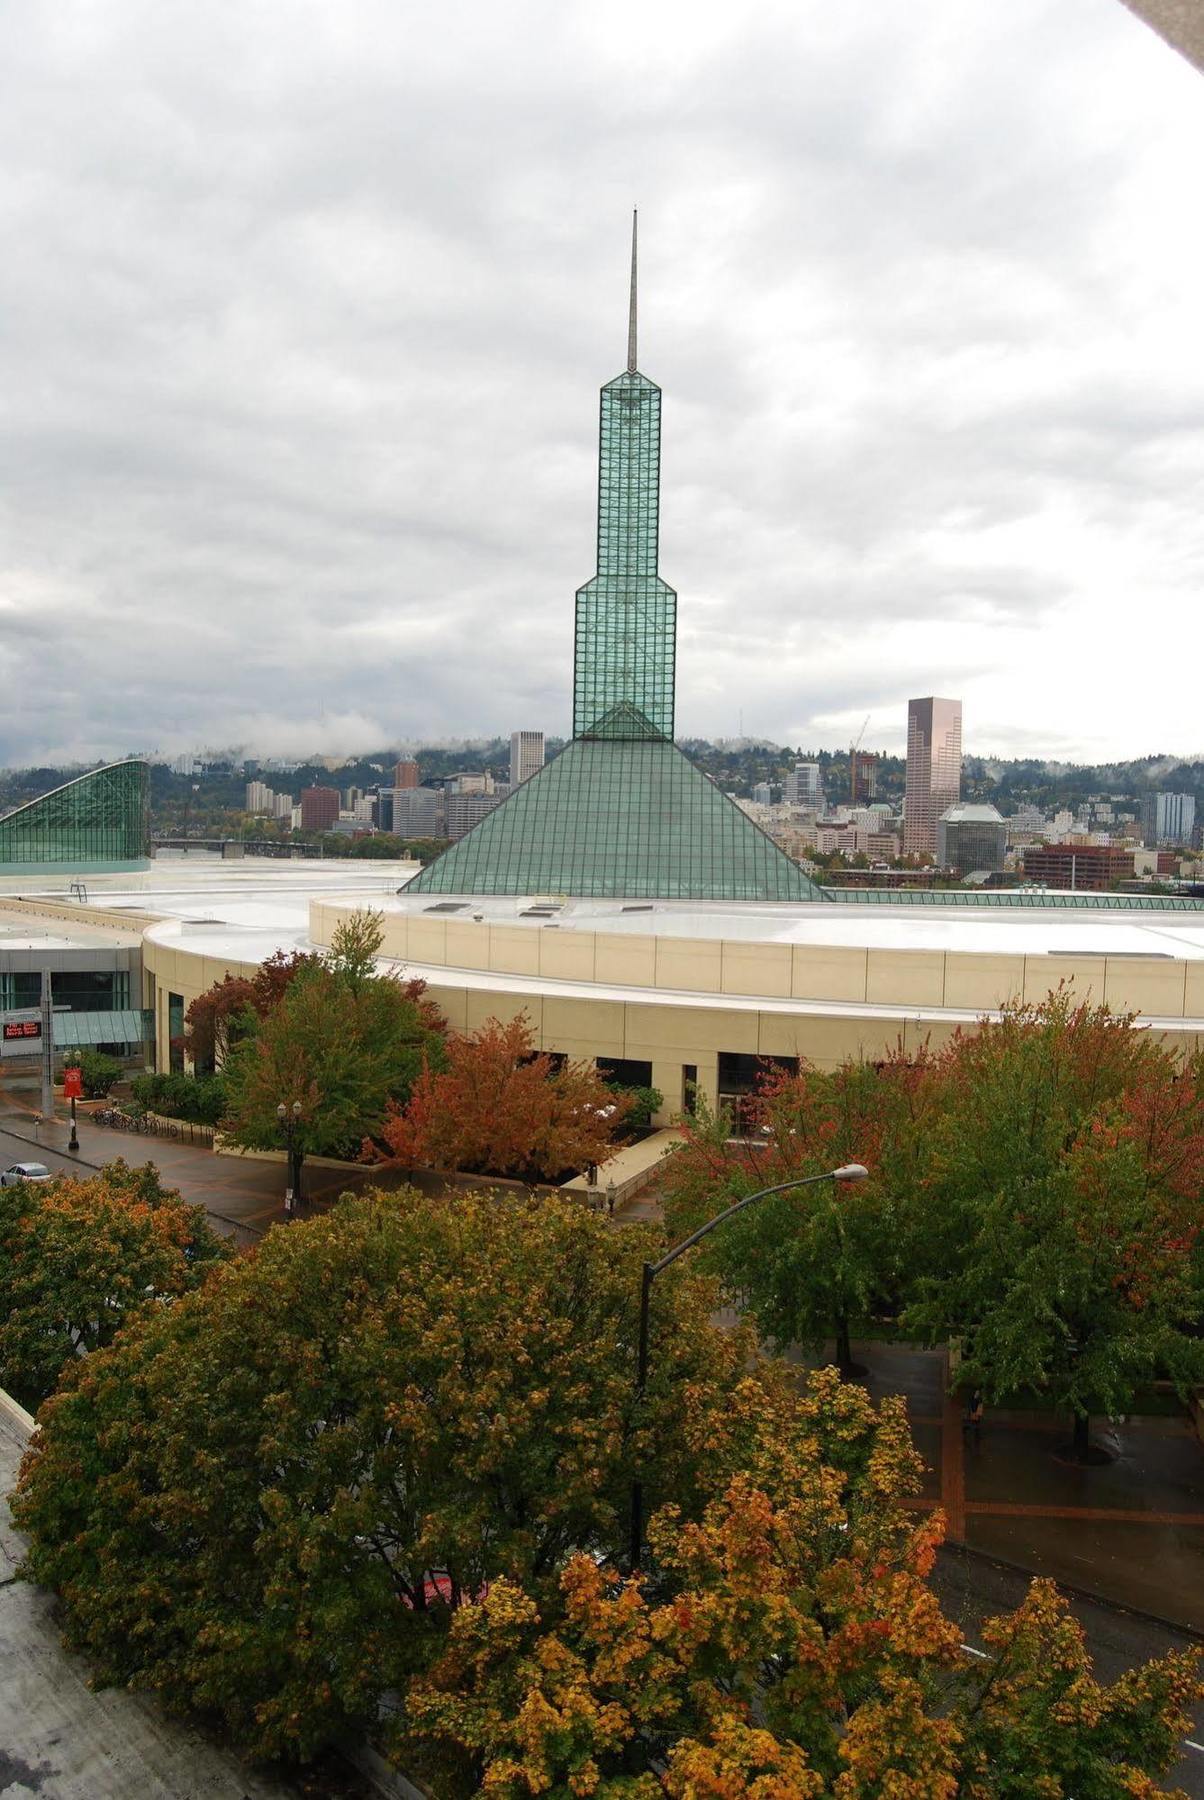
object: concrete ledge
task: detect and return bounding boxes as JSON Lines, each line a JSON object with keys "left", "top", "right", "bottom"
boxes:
{"left": 0, "top": 1384, "right": 36, "bottom": 1439}
{"left": 561, "top": 1127, "right": 684, "bottom": 1209}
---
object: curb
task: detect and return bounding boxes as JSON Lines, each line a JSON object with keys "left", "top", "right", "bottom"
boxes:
{"left": 938, "top": 1538, "right": 1204, "bottom": 1645}
{"left": 0, "top": 1117, "right": 103, "bottom": 1172}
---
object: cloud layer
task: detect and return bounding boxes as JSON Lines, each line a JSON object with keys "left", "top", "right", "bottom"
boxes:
{"left": 3, "top": 0, "right": 1203, "bottom": 764}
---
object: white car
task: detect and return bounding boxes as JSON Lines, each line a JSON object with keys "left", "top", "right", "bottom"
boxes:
{"left": 1, "top": 1162, "right": 53, "bottom": 1186}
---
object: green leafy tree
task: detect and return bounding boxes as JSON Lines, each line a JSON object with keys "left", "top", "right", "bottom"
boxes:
{"left": 221, "top": 914, "right": 446, "bottom": 1160}
{"left": 662, "top": 1056, "right": 925, "bottom": 1369}
{"left": 903, "top": 993, "right": 1204, "bottom": 1457}
{"left": 13, "top": 1189, "right": 754, "bottom": 1764}
{"left": 0, "top": 1159, "right": 229, "bottom": 1407}
{"left": 61, "top": 1048, "right": 122, "bottom": 1098}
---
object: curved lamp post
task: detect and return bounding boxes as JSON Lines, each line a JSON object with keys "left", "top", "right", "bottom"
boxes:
{"left": 628, "top": 1162, "right": 869, "bottom": 1572}
{"left": 276, "top": 1100, "right": 303, "bottom": 1219}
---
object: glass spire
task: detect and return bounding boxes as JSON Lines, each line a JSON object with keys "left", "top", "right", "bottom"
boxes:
{"left": 573, "top": 211, "right": 677, "bottom": 741}
{"left": 409, "top": 223, "right": 823, "bottom": 904}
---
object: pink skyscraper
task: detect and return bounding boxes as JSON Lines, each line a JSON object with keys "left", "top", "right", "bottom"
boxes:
{"left": 903, "top": 697, "right": 962, "bottom": 859}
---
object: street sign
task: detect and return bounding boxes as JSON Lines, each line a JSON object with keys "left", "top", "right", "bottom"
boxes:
{"left": 62, "top": 1066, "right": 83, "bottom": 1100}
{"left": 1, "top": 1009, "right": 43, "bottom": 1059}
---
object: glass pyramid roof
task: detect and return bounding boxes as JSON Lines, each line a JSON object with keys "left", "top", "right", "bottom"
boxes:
{"left": 411, "top": 221, "right": 821, "bottom": 906}
{"left": 407, "top": 734, "right": 823, "bottom": 902}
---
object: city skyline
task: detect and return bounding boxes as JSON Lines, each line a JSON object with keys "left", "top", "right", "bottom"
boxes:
{"left": 3, "top": 1, "right": 1204, "bottom": 767}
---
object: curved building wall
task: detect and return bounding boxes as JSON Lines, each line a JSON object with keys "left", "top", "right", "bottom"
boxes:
{"left": 0, "top": 760, "right": 151, "bottom": 874}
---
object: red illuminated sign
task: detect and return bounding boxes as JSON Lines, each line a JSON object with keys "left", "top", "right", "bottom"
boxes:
{"left": 2, "top": 1020, "right": 41, "bottom": 1042}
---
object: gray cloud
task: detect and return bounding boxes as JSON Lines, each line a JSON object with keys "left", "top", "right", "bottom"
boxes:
{"left": 2, "top": 0, "right": 1203, "bottom": 766}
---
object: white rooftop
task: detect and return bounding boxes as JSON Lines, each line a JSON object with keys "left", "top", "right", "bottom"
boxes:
{"left": 380, "top": 891, "right": 1204, "bottom": 960}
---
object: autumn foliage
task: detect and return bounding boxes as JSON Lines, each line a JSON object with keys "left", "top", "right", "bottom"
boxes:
{"left": 14, "top": 1189, "right": 750, "bottom": 1763}
{"left": 378, "top": 1013, "right": 634, "bottom": 1182}
{"left": 407, "top": 1369, "right": 1201, "bottom": 1797}
{"left": 663, "top": 992, "right": 1204, "bottom": 1441}
{"left": 0, "top": 1158, "right": 230, "bottom": 1407}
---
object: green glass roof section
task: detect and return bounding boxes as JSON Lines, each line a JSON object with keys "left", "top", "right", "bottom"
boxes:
{"left": 821, "top": 885, "right": 1204, "bottom": 911}
{"left": 0, "top": 760, "right": 150, "bottom": 874}
{"left": 409, "top": 737, "right": 823, "bottom": 901}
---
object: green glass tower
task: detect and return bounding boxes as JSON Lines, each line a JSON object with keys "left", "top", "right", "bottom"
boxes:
{"left": 574, "top": 219, "right": 675, "bottom": 740}
{"left": 410, "top": 219, "right": 820, "bottom": 902}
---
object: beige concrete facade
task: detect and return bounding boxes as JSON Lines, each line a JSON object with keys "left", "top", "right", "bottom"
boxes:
{"left": 126, "top": 894, "right": 1204, "bottom": 1121}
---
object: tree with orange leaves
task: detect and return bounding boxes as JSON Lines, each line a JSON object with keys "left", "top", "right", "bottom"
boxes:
{"left": 0, "top": 1158, "right": 229, "bottom": 1407}
{"left": 406, "top": 1367, "right": 1201, "bottom": 1797}
{"left": 378, "top": 1013, "right": 633, "bottom": 1183}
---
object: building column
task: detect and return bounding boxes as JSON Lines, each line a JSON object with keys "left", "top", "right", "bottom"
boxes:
{"left": 650, "top": 1059, "right": 685, "bottom": 1126}
{"left": 654, "top": 1053, "right": 718, "bottom": 1124}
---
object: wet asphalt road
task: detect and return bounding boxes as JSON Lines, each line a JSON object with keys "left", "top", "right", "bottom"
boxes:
{"left": 935, "top": 1545, "right": 1204, "bottom": 1795}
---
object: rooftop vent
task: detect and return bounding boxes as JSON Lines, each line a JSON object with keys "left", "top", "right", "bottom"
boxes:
{"left": 423, "top": 902, "right": 469, "bottom": 913}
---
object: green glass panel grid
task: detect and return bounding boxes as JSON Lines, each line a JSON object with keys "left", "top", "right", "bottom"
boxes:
{"left": 0, "top": 760, "right": 150, "bottom": 872}
{"left": 822, "top": 885, "right": 1204, "bottom": 912}
{"left": 573, "top": 371, "right": 675, "bottom": 741}
{"left": 409, "top": 738, "right": 822, "bottom": 901}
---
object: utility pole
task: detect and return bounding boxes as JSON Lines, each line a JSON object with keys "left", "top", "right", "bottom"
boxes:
{"left": 39, "top": 969, "right": 55, "bottom": 1122}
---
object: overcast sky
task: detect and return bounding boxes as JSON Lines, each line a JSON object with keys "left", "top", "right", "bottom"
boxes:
{"left": 2, "top": 0, "right": 1203, "bottom": 768}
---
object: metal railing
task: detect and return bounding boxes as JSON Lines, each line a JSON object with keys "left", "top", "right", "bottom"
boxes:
{"left": 91, "top": 1107, "right": 215, "bottom": 1147}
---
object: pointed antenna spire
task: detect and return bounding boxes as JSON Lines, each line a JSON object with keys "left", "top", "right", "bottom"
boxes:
{"left": 627, "top": 209, "right": 638, "bottom": 373}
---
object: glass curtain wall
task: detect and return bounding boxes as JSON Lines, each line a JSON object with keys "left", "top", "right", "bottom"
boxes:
{"left": 0, "top": 760, "right": 150, "bottom": 871}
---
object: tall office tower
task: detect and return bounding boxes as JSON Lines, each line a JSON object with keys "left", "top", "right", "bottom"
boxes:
{"left": 392, "top": 760, "right": 419, "bottom": 790}
{"left": 1142, "top": 791, "right": 1196, "bottom": 847}
{"left": 509, "top": 731, "right": 545, "bottom": 789}
{"left": 785, "top": 763, "right": 823, "bottom": 809}
{"left": 299, "top": 786, "right": 340, "bottom": 832}
{"left": 903, "top": 697, "right": 962, "bottom": 857}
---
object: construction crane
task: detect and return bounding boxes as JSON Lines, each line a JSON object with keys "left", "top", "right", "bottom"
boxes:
{"left": 849, "top": 715, "right": 870, "bottom": 803}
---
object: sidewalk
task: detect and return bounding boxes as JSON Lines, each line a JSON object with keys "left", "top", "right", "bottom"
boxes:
{"left": 0, "top": 1091, "right": 389, "bottom": 1244}
{"left": 789, "top": 1339, "right": 1204, "bottom": 1633}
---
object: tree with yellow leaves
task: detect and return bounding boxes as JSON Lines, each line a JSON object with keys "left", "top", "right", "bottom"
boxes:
{"left": 407, "top": 1372, "right": 1200, "bottom": 1799}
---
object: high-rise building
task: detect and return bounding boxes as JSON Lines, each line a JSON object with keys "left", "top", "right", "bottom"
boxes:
{"left": 244, "top": 781, "right": 273, "bottom": 814}
{"left": 408, "top": 216, "right": 819, "bottom": 903}
{"left": 509, "top": 731, "right": 545, "bottom": 790}
{"left": 850, "top": 749, "right": 878, "bottom": 802}
{"left": 1141, "top": 792, "right": 1196, "bottom": 847}
{"left": 299, "top": 786, "right": 340, "bottom": 832}
{"left": 444, "top": 790, "right": 504, "bottom": 842}
{"left": 903, "top": 697, "right": 962, "bottom": 858}
{"left": 392, "top": 760, "right": 419, "bottom": 790}
{"left": 937, "top": 804, "right": 1007, "bottom": 874}
{"left": 784, "top": 763, "right": 823, "bottom": 809}
{"left": 272, "top": 791, "right": 294, "bottom": 820}
{"left": 751, "top": 781, "right": 773, "bottom": 806}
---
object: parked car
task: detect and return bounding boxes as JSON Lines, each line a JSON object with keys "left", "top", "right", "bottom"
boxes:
{"left": 1, "top": 1162, "right": 53, "bottom": 1186}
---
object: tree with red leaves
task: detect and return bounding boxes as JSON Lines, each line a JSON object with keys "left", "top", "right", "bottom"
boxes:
{"left": 379, "top": 1014, "right": 632, "bottom": 1184}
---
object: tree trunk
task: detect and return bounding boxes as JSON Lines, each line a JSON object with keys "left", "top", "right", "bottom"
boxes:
{"left": 1072, "top": 1410, "right": 1090, "bottom": 1461}
{"left": 835, "top": 1313, "right": 853, "bottom": 1373}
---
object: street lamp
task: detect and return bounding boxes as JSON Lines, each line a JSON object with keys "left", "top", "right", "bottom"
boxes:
{"left": 628, "top": 1162, "right": 869, "bottom": 1573}
{"left": 276, "top": 1100, "right": 303, "bottom": 1219}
